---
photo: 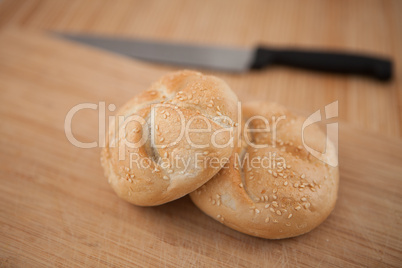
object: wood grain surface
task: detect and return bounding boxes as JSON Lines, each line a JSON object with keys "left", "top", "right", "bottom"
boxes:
{"left": 0, "top": 1, "right": 401, "bottom": 267}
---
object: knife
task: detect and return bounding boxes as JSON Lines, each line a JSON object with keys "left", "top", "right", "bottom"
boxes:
{"left": 54, "top": 32, "right": 392, "bottom": 81}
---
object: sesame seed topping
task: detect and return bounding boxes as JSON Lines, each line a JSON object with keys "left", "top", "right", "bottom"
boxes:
{"left": 239, "top": 183, "right": 243, "bottom": 188}
{"left": 160, "top": 137, "right": 165, "bottom": 142}
{"left": 212, "top": 200, "right": 216, "bottom": 205}
{"left": 163, "top": 176, "right": 169, "bottom": 180}
{"left": 276, "top": 210, "right": 282, "bottom": 216}
{"left": 255, "top": 209, "right": 260, "bottom": 214}
{"left": 288, "top": 214, "right": 293, "bottom": 219}
{"left": 265, "top": 217, "right": 270, "bottom": 223}
{"left": 301, "top": 174, "right": 306, "bottom": 179}
{"left": 301, "top": 197, "right": 307, "bottom": 202}
{"left": 272, "top": 201, "right": 278, "bottom": 208}
{"left": 265, "top": 204, "right": 270, "bottom": 208}
{"left": 284, "top": 181, "right": 288, "bottom": 186}
{"left": 295, "top": 206, "right": 302, "bottom": 211}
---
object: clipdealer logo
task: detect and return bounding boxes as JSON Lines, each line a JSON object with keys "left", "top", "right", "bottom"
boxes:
{"left": 64, "top": 101, "right": 338, "bottom": 168}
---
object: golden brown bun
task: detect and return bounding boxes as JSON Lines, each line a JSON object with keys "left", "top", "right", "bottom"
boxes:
{"left": 101, "top": 70, "right": 239, "bottom": 206}
{"left": 190, "top": 102, "right": 339, "bottom": 239}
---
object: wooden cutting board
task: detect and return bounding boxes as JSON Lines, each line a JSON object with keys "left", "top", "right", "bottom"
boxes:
{"left": 0, "top": 30, "right": 401, "bottom": 267}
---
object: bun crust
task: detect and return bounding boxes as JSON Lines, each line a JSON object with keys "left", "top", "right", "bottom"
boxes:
{"left": 101, "top": 70, "right": 239, "bottom": 206}
{"left": 190, "top": 102, "right": 339, "bottom": 239}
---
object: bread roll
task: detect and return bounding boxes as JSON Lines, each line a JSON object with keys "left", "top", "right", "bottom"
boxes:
{"left": 101, "top": 70, "right": 239, "bottom": 206}
{"left": 190, "top": 102, "right": 339, "bottom": 239}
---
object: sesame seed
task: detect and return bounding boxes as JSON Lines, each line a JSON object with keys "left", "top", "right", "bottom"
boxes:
{"left": 217, "top": 200, "right": 221, "bottom": 206}
{"left": 272, "top": 201, "right": 278, "bottom": 208}
{"left": 273, "top": 172, "right": 278, "bottom": 177}
{"left": 207, "top": 104, "right": 213, "bottom": 108}
{"left": 301, "top": 174, "right": 306, "bottom": 179}
{"left": 265, "top": 217, "right": 270, "bottom": 223}
{"left": 212, "top": 200, "right": 216, "bottom": 205}
{"left": 273, "top": 219, "right": 278, "bottom": 223}
{"left": 304, "top": 203, "right": 311, "bottom": 209}
{"left": 294, "top": 183, "right": 299, "bottom": 188}
{"left": 295, "top": 206, "right": 302, "bottom": 211}
{"left": 255, "top": 209, "right": 260, "bottom": 214}
{"left": 284, "top": 181, "right": 288, "bottom": 186}
{"left": 239, "top": 183, "right": 243, "bottom": 188}
{"left": 269, "top": 208, "right": 275, "bottom": 213}
{"left": 217, "top": 214, "right": 221, "bottom": 218}
{"left": 288, "top": 213, "right": 293, "bottom": 219}
{"left": 163, "top": 176, "right": 169, "bottom": 180}
{"left": 286, "top": 223, "right": 291, "bottom": 227}
{"left": 276, "top": 210, "right": 282, "bottom": 216}
{"left": 268, "top": 170, "right": 272, "bottom": 174}
{"left": 160, "top": 137, "right": 165, "bottom": 142}
{"left": 301, "top": 197, "right": 307, "bottom": 202}
{"left": 265, "top": 204, "right": 270, "bottom": 208}
{"left": 273, "top": 189, "right": 277, "bottom": 193}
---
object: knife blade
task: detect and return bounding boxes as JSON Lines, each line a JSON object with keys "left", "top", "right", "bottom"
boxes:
{"left": 53, "top": 32, "right": 392, "bottom": 81}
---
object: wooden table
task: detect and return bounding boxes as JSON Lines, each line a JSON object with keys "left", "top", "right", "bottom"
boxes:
{"left": 0, "top": 1, "right": 401, "bottom": 267}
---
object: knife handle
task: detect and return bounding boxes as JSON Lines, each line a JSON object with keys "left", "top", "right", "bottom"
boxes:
{"left": 251, "top": 47, "right": 392, "bottom": 81}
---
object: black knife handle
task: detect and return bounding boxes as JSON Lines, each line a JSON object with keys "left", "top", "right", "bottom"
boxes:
{"left": 251, "top": 47, "right": 392, "bottom": 81}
